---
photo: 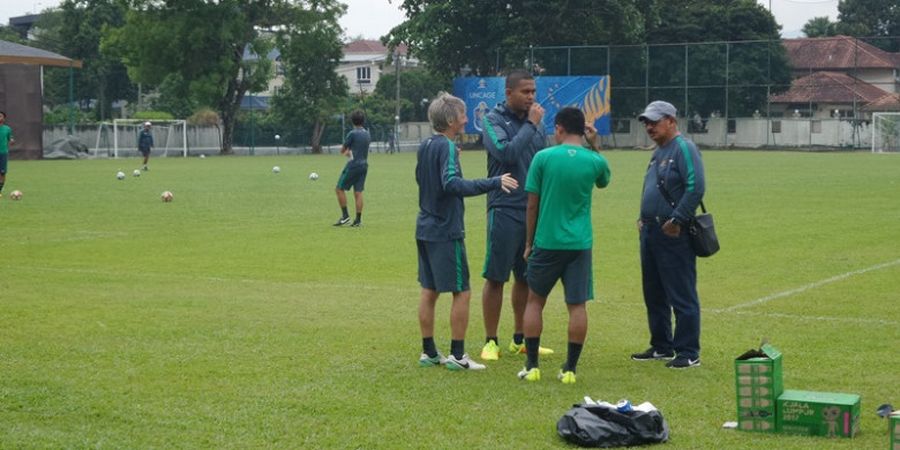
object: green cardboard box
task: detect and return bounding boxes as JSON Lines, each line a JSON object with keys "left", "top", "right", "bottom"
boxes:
{"left": 776, "top": 390, "right": 860, "bottom": 438}
{"left": 735, "top": 344, "right": 783, "bottom": 432}
{"left": 891, "top": 412, "right": 900, "bottom": 450}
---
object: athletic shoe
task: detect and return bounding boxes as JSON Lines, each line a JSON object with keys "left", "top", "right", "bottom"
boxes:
{"left": 508, "top": 341, "right": 555, "bottom": 356}
{"left": 517, "top": 367, "right": 541, "bottom": 382}
{"left": 666, "top": 356, "right": 701, "bottom": 369}
{"left": 630, "top": 348, "right": 675, "bottom": 361}
{"left": 350, "top": 220, "right": 361, "bottom": 227}
{"left": 445, "top": 354, "right": 486, "bottom": 371}
{"left": 142, "top": 165, "right": 149, "bottom": 171}
{"left": 333, "top": 216, "right": 351, "bottom": 226}
{"left": 480, "top": 340, "right": 501, "bottom": 361}
{"left": 418, "top": 352, "right": 447, "bottom": 367}
{"left": 558, "top": 370, "right": 577, "bottom": 384}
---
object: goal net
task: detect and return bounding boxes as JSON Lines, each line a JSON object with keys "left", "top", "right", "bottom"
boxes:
{"left": 872, "top": 113, "right": 900, "bottom": 153}
{"left": 93, "top": 119, "right": 188, "bottom": 158}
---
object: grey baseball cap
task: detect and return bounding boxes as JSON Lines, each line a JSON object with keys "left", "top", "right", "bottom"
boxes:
{"left": 638, "top": 101, "right": 677, "bottom": 122}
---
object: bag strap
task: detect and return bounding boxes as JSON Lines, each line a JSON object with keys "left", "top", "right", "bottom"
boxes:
{"left": 656, "top": 166, "right": 707, "bottom": 215}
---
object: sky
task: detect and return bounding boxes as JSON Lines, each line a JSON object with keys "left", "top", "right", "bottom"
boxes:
{"left": 1, "top": 0, "right": 839, "bottom": 40}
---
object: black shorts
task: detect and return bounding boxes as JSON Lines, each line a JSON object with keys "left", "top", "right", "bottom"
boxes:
{"left": 336, "top": 163, "right": 368, "bottom": 191}
{"left": 139, "top": 147, "right": 151, "bottom": 157}
{"left": 417, "top": 239, "right": 470, "bottom": 293}
{"left": 0, "top": 153, "right": 7, "bottom": 175}
{"left": 482, "top": 207, "right": 527, "bottom": 283}
{"left": 526, "top": 247, "right": 593, "bottom": 304}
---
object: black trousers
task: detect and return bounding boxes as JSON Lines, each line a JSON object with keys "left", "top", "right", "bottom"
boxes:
{"left": 639, "top": 221, "right": 700, "bottom": 359}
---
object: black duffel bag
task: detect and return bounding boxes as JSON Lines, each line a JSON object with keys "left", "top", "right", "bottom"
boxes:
{"left": 557, "top": 403, "right": 669, "bottom": 448}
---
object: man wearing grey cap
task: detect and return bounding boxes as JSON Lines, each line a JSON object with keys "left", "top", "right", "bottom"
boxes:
{"left": 631, "top": 100, "right": 706, "bottom": 369}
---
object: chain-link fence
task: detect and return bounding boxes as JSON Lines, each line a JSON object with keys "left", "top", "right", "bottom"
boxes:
{"left": 41, "top": 35, "right": 900, "bottom": 153}
{"left": 231, "top": 117, "right": 402, "bottom": 154}
{"left": 490, "top": 35, "right": 900, "bottom": 149}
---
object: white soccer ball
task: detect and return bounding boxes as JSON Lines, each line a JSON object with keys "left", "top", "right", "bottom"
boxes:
{"left": 9, "top": 190, "right": 22, "bottom": 200}
{"left": 161, "top": 191, "right": 174, "bottom": 202}
{"left": 133, "top": 169, "right": 141, "bottom": 177}
{"left": 272, "top": 166, "right": 281, "bottom": 174}
{"left": 308, "top": 172, "right": 319, "bottom": 181}
{"left": 116, "top": 171, "right": 126, "bottom": 180}
{"left": 199, "top": 154, "right": 206, "bottom": 159}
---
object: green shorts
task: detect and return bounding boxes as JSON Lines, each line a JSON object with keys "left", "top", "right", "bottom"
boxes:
{"left": 417, "top": 239, "right": 470, "bottom": 293}
{"left": 336, "top": 163, "right": 368, "bottom": 191}
{"left": 526, "top": 247, "right": 593, "bottom": 304}
{"left": 482, "top": 207, "right": 527, "bottom": 283}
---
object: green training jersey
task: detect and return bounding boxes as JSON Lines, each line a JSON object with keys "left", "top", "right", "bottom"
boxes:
{"left": 0, "top": 125, "right": 12, "bottom": 154}
{"left": 525, "top": 143, "right": 611, "bottom": 250}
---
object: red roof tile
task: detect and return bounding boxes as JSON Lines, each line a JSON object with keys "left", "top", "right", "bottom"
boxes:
{"left": 343, "top": 39, "right": 407, "bottom": 56}
{"left": 862, "top": 93, "right": 900, "bottom": 111}
{"left": 769, "top": 71, "right": 890, "bottom": 104}
{"left": 783, "top": 35, "right": 900, "bottom": 70}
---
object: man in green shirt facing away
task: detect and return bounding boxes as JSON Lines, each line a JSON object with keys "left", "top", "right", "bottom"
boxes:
{"left": 0, "top": 111, "right": 15, "bottom": 197}
{"left": 518, "top": 107, "right": 611, "bottom": 384}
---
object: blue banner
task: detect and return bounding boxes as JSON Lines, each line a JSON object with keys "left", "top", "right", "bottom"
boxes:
{"left": 453, "top": 76, "right": 611, "bottom": 136}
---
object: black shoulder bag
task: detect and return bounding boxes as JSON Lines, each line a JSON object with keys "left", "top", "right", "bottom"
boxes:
{"left": 656, "top": 177, "right": 720, "bottom": 258}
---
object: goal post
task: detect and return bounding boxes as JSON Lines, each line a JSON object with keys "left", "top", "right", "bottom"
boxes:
{"left": 872, "top": 113, "right": 900, "bottom": 153}
{"left": 111, "top": 119, "right": 188, "bottom": 158}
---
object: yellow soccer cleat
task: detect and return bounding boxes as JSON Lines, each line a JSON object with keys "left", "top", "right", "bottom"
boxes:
{"left": 558, "top": 370, "right": 577, "bottom": 384}
{"left": 480, "top": 340, "right": 500, "bottom": 361}
{"left": 508, "top": 341, "right": 555, "bottom": 356}
{"left": 517, "top": 367, "right": 541, "bottom": 382}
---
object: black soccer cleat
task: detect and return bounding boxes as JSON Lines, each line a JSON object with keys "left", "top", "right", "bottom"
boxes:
{"left": 630, "top": 348, "right": 675, "bottom": 361}
{"left": 333, "top": 216, "right": 351, "bottom": 226}
{"left": 666, "top": 356, "right": 701, "bottom": 369}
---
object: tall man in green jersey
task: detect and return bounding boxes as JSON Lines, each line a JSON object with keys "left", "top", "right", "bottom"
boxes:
{"left": 0, "top": 111, "right": 15, "bottom": 197}
{"left": 518, "top": 107, "right": 611, "bottom": 384}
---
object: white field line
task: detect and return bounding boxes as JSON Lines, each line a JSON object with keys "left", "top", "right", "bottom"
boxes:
{"left": 721, "top": 258, "right": 900, "bottom": 312}
{"left": 705, "top": 309, "right": 900, "bottom": 327}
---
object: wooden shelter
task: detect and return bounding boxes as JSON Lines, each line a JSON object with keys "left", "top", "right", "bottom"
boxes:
{"left": 0, "top": 40, "right": 82, "bottom": 160}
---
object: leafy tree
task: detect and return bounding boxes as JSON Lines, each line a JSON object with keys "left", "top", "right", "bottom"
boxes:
{"left": 30, "top": 1, "right": 134, "bottom": 121}
{"left": 386, "top": 0, "right": 790, "bottom": 119}
{"left": 271, "top": 1, "right": 348, "bottom": 153}
{"left": 836, "top": 0, "right": 900, "bottom": 51}
{"left": 348, "top": 92, "right": 402, "bottom": 128}
{"left": 103, "top": 0, "right": 288, "bottom": 153}
{"left": 0, "top": 26, "right": 27, "bottom": 44}
{"left": 803, "top": 17, "right": 838, "bottom": 37}
{"left": 385, "top": 0, "right": 646, "bottom": 76}
{"left": 374, "top": 68, "right": 451, "bottom": 122}
{"left": 637, "top": 0, "right": 792, "bottom": 118}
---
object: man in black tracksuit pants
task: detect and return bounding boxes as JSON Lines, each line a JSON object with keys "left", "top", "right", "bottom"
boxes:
{"left": 631, "top": 100, "right": 707, "bottom": 369}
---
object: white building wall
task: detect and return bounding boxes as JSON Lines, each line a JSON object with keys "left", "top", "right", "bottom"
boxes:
{"left": 855, "top": 68, "right": 898, "bottom": 93}
{"left": 337, "top": 58, "right": 383, "bottom": 94}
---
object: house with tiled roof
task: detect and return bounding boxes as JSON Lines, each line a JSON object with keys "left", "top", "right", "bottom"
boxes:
{"left": 338, "top": 39, "right": 414, "bottom": 95}
{"left": 242, "top": 39, "right": 415, "bottom": 107}
{"left": 771, "top": 35, "right": 900, "bottom": 118}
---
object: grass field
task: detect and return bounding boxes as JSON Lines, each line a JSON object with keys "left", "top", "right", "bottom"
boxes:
{"left": 1, "top": 149, "right": 898, "bottom": 449}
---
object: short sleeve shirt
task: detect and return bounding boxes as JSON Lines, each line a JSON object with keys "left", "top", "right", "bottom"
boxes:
{"left": 0, "top": 125, "right": 12, "bottom": 154}
{"left": 525, "top": 144, "right": 611, "bottom": 250}
{"left": 344, "top": 128, "right": 371, "bottom": 166}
